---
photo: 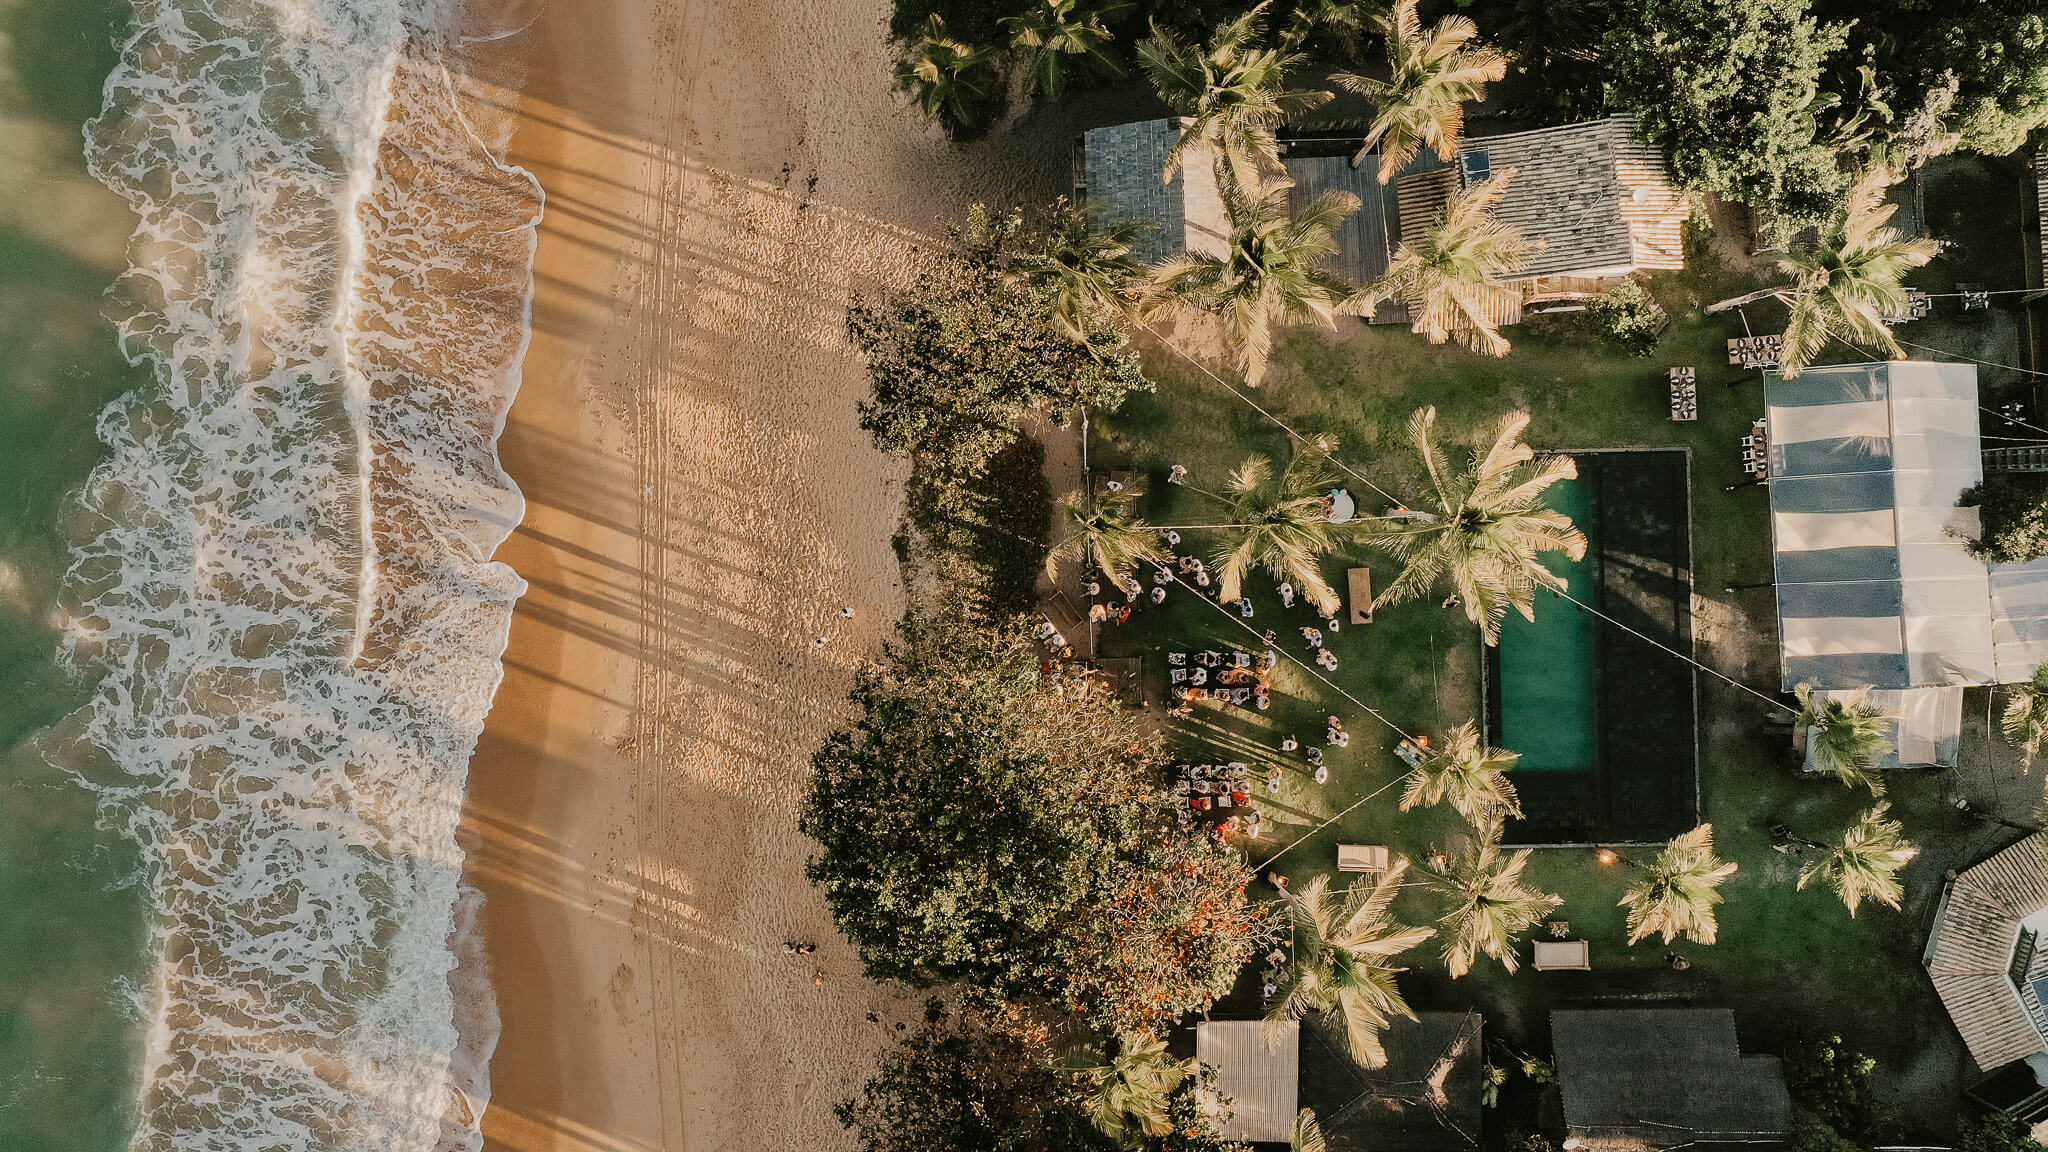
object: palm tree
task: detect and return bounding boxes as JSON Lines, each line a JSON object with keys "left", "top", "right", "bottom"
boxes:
{"left": 1135, "top": 4, "right": 1332, "bottom": 187}
{"left": 1048, "top": 485, "right": 1167, "bottom": 581}
{"left": 1400, "top": 720, "right": 1521, "bottom": 824}
{"left": 1367, "top": 407, "right": 1587, "bottom": 644}
{"left": 1146, "top": 175, "right": 1370, "bottom": 386}
{"left": 894, "top": 16, "right": 1002, "bottom": 140}
{"left": 1005, "top": 0, "right": 1131, "bottom": 103}
{"left": 1290, "top": 1108, "right": 1328, "bottom": 1152}
{"left": 1369, "top": 170, "right": 1538, "bottom": 355}
{"left": 1773, "top": 167, "right": 1939, "bottom": 377}
{"left": 1334, "top": 0, "right": 1509, "bottom": 181}
{"left": 1420, "top": 815, "right": 1560, "bottom": 978}
{"left": 1203, "top": 435, "right": 1343, "bottom": 613}
{"left": 2003, "top": 662, "right": 2048, "bottom": 768}
{"left": 1619, "top": 824, "right": 1737, "bottom": 946}
{"left": 1012, "top": 200, "right": 1147, "bottom": 342}
{"left": 1796, "top": 683, "right": 1895, "bottom": 796}
{"left": 1798, "top": 802, "right": 1916, "bottom": 916}
{"left": 1082, "top": 1031, "right": 1195, "bottom": 1144}
{"left": 1267, "top": 868, "right": 1434, "bottom": 1068}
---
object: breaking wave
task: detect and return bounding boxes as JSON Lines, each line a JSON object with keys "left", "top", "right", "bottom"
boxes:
{"left": 61, "top": 0, "right": 538, "bottom": 1147}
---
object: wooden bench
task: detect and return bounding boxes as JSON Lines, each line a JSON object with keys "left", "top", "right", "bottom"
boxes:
{"left": 1336, "top": 844, "right": 1390, "bottom": 873}
{"left": 1346, "top": 568, "right": 1372, "bottom": 626}
{"left": 1533, "top": 939, "right": 1591, "bottom": 971}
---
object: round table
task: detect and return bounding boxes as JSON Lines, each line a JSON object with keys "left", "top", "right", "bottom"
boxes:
{"left": 1327, "top": 488, "right": 1356, "bottom": 523}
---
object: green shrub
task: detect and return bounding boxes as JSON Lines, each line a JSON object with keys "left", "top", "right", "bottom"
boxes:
{"left": 1579, "top": 280, "right": 1668, "bottom": 357}
{"left": 1960, "top": 475, "right": 2048, "bottom": 564}
{"left": 1783, "top": 1034, "right": 1898, "bottom": 1142}
{"left": 1958, "top": 1110, "right": 2048, "bottom": 1152}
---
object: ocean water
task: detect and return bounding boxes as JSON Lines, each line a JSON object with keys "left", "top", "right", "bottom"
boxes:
{"left": 0, "top": 0, "right": 540, "bottom": 1147}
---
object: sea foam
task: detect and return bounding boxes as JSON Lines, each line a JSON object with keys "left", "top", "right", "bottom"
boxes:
{"left": 63, "top": 0, "right": 538, "bottom": 1147}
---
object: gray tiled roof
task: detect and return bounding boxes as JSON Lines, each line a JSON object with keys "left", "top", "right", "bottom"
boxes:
{"left": 1552, "top": 1009, "right": 1791, "bottom": 1151}
{"left": 1080, "top": 119, "right": 1229, "bottom": 263}
{"left": 1926, "top": 834, "right": 2048, "bottom": 1071}
{"left": 1282, "top": 154, "right": 1393, "bottom": 288}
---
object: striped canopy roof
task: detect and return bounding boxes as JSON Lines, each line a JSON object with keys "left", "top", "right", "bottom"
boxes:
{"left": 1768, "top": 361, "right": 2048, "bottom": 691}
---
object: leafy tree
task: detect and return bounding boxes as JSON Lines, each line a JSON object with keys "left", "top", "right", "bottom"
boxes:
{"left": 1812, "top": 0, "right": 2048, "bottom": 160}
{"left": 1784, "top": 1033, "right": 1897, "bottom": 1142}
{"left": 1136, "top": 5, "right": 1331, "bottom": 187}
{"left": 1797, "top": 802, "right": 1915, "bottom": 917}
{"left": 911, "top": 436, "right": 1053, "bottom": 618}
{"left": 895, "top": 15, "right": 1005, "bottom": 140}
{"left": 1603, "top": 0, "right": 1850, "bottom": 234}
{"left": 1368, "top": 170, "right": 1538, "bottom": 356}
{"left": 1049, "top": 484, "right": 1168, "bottom": 582}
{"left": 1787, "top": 1109, "right": 1865, "bottom": 1152}
{"left": 1958, "top": 1111, "right": 2048, "bottom": 1152}
{"left": 1006, "top": 0, "right": 1130, "bottom": 102}
{"left": 801, "top": 607, "right": 1159, "bottom": 1000}
{"left": 1011, "top": 199, "right": 1148, "bottom": 343}
{"left": 2004, "top": 662, "right": 2048, "bottom": 768}
{"left": 1796, "top": 683, "right": 1894, "bottom": 795}
{"left": 1368, "top": 407, "right": 1587, "bottom": 644}
{"left": 1400, "top": 720, "right": 1521, "bottom": 824}
{"left": 850, "top": 206, "right": 1150, "bottom": 486}
{"left": 836, "top": 1004, "right": 1114, "bottom": 1152}
{"left": 1266, "top": 868, "right": 1433, "bottom": 1068}
{"left": 1961, "top": 476, "right": 2048, "bottom": 566}
{"left": 1198, "top": 434, "right": 1343, "bottom": 613}
{"left": 1146, "top": 175, "right": 1369, "bottom": 386}
{"left": 1334, "top": 0, "right": 1508, "bottom": 181}
{"left": 1773, "top": 167, "right": 1937, "bottom": 377}
{"left": 1420, "top": 814, "right": 1561, "bottom": 977}
{"left": 1578, "top": 279, "right": 1666, "bottom": 357}
{"left": 1619, "top": 824, "right": 1737, "bottom": 946}
{"left": 1081, "top": 1032, "right": 1195, "bottom": 1145}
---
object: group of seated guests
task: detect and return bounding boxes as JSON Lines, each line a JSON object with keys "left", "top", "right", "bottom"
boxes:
{"left": 1173, "top": 762, "right": 1266, "bottom": 838}
{"left": 1166, "top": 649, "right": 1277, "bottom": 708}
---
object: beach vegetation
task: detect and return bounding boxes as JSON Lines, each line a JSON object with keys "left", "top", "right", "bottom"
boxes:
{"left": 1144, "top": 174, "right": 1368, "bottom": 386}
{"left": 1796, "top": 684, "right": 1894, "bottom": 795}
{"left": 1366, "top": 407, "right": 1585, "bottom": 645}
{"left": 2002, "top": 663, "right": 2048, "bottom": 768}
{"left": 1365, "top": 171, "right": 1537, "bottom": 357}
{"left": 911, "top": 437, "right": 1053, "bottom": 618}
{"left": 1006, "top": 0, "right": 1130, "bottom": 102}
{"left": 895, "top": 15, "right": 1006, "bottom": 140}
{"left": 850, "top": 205, "right": 1150, "bottom": 488}
{"left": 1135, "top": 5, "right": 1331, "bottom": 188}
{"left": 1197, "top": 434, "right": 1342, "bottom": 613}
{"left": 1009, "top": 199, "right": 1148, "bottom": 343}
{"left": 1796, "top": 802, "right": 1915, "bottom": 917}
{"left": 1332, "top": 0, "right": 1508, "bottom": 183}
{"left": 1418, "top": 815, "right": 1559, "bottom": 977}
{"left": 1619, "top": 824, "right": 1737, "bottom": 946}
{"left": 1769, "top": 167, "right": 1937, "bottom": 377}
{"left": 1397, "top": 720, "right": 1520, "bottom": 825}
{"left": 1265, "top": 868, "right": 1432, "bottom": 1068}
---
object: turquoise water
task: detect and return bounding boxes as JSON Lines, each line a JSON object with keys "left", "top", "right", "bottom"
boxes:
{"left": 1496, "top": 475, "right": 1600, "bottom": 772}
{"left": 0, "top": 1, "right": 150, "bottom": 1146}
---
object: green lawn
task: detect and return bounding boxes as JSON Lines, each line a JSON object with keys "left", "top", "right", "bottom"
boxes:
{"left": 1087, "top": 264, "right": 1999, "bottom": 1124}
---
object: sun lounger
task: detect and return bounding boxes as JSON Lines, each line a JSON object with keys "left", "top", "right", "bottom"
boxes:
{"left": 1533, "top": 939, "right": 1591, "bottom": 971}
{"left": 1336, "top": 844, "right": 1390, "bottom": 872}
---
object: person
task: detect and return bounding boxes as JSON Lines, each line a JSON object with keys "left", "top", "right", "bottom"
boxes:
{"left": 1050, "top": 632, "right": 1067, "bottom": 649}
{"left": 1105, "top": 478, "right": 1124, "bottom": 491}
{"left": 1323, "top": 615, "right": 1340, "bottom": 634}
{"left": 840, "top": 607, "right": 855, "bottom": 619}
{"left": 1150, "top": 586, "right": 1166, "bottom": 604}
{"left": 1115, "top": 607, "right": 1131, "bottom": 624}
{"left": 1036, "top": 620, "right": 1057, "bottom": 640}
{"left": 1306, "top": 746, "right": 1324, "bottom": 767}
{"left": 1280, "top": 734, "right": 1298, "bottom": 751}
{"left": 1237, "top": 597, "right": 1254, "bottom": 618}
{"left": 1442, "top": 593, "right": 1461, "bottom": 609}
{"left": 1194, "top": 567, "right": 1210, "bottom": 587}
{"left": 1153, "top": 566, "right": 1173, "bottom": 585}
{"left": 1318, "top": 649, "right": 1338, "bottom": 671}
{"left": 1179, "top": 555, "right": 1198, "bottom": 573}
{"left": 1267, "top": 764, "right": 1283, "bottom": 788}
{"left": 1278, "top": 582, "right": 1295, "bottom": 607}
{"left": 1327, "top": 716, "right": 1343, "bottom": 730}
{"left": 1331, "top": 729, "right": 1349, "bottom": 748}
{"left": 1313, "top": 764, "right": 1328, "bottom": 784}
{"left": 1169, "top": 464, "right": 1186, "bottom": 485}
{"left": 1085, "top": 579, "right": 1101, "bottom": 597}
{"left": 1261, "top": 629, "right": 1277, "bottom": 646}
{"left": 814, "top": 637, "right": 828, "bottom": 649}
{"left": 1326, "top": 722, "right": 1342, "bottom": 744}
{"left": 1088, "top": 603, "right": 1109, "bottom": 622}
{"left": 1300, "top": 626, "right": 1322, "bottom": 648}
{"left": 1254, "top": 693, "right": 1270, "bottom": 710}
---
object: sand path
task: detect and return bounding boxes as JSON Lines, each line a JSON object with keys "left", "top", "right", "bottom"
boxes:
{"left": 460, "top": 1, "right": 1084, "bottom": 1148}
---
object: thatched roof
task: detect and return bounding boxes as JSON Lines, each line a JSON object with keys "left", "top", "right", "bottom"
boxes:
{"left": 1552, "top": 1009, "right": 1790, "bottom": 1152}
{"left": 1926, "top": 834, "right": 2048, "bottom": 1071}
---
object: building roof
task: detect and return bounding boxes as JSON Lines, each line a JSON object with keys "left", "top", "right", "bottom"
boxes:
{"left": 1198, "top": 1020, "right": 1299, "bottom": 1143}
{"left": 1080, "top": 119, "right": 1229, "bottom": 264}
{"left": 1926, "top": 834, "right": 2048, "bottom": 1071}
{"left": 1766, "top": 361, "right": 2048, "bottom": 690}
{"left": 1282, "top": 154, "right": 1395, "bottom": 290}
{"left": 1552, "top": 1009, "right": 1791, "bottom": 1151}
{"left": 1395, "top": 117, "right": 1686, "bottom": 283}
{"left": 2037, "top": 142, "right": 2048, "bottom": 286}
{"left": 1296, "top": 1014, "right": 1483, "bottom": 1152}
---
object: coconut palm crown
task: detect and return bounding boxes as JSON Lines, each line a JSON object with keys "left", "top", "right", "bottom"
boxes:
{"left": 1146, "top": 174, "right": 1370, "bottom": 386}
{"left": 1335, "top": 0, "right": 1509, "bottom": 182}
{"left": 1400, "top": 720, "right": 1521, "bottom": 824}
{"left": 1420, "top": 814, "right": 1560, "bottom": 978}
{"left": 894, "top": 16, "right": 1002, "bottom": 140}
{"left": 1012, "top": 200, "right": 1148, "bottom": 342}
{"left": 1006, "top": 0, "right": 1131, "bottom": 102}
{"left": 1369, "top": 169, "right": 1539, "bottom": 356}
{"left": 1290, "top": 1108, "right": 1328, "bottom": 1152}
{"left": 1797, "top": 683, "right": 1895, "bottom": 796}
{"left": 1135, "top": 3, "right": 1332, "bottom": 187}
{"left": 1266, "top": 868, "right": 1433, "bottom": 1068}
{"left": 1773, "top": 167, "right": 1939, "bottom": 377}
{"left": 2003, "top": 662, "right": 2048, "bottom": 769}
{"left": 1798, "top": 802, "right": 1916, "bottom": 917}
{"left": 1368, "top": 406, "right": 1587, "bottom": 644}
{"left": 1619, "top": 824, "right": 1737, "bottom": 946}
{"left": 1048, "top": 485, "right": 1168, "bottom": 581}
{"left": 1202, "top": 434, "right": 1344, "bottom": 613}
{"left": 1082, "top": 1031, "right": 1195, "bottom": 1145}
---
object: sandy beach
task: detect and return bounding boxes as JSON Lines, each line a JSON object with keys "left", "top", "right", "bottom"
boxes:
{"left": 458, "top": 1, "right": 1082, "bottom": 1148}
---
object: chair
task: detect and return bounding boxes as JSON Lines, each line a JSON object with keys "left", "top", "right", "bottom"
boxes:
{"left": 1533, "top": 939, "right": 1591, "bottom": 971}
{"left": 1167, "top": 651, "right": 1187, "bottom": 665}
{"left": 1233, "top": 652, "right": 1252, "bottom": 668}
{"left": 1337, "top": 844, "right": 1391, "bottom": 872}
{"left": 1169, "top": 668, "right": 1187, "bottom": 684}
